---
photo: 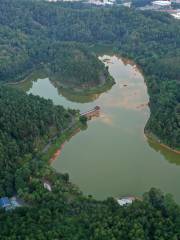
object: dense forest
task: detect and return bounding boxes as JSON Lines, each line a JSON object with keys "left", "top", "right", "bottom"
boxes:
{"left": 0, "top": 0, "right": 179, "bottom": 148}
{"left": 0, "top": 156, "right": 180, "bottom": 240}
{"left": 0, "top": 88, "right": 179, "bottom": 240}
{"left": 47, "top": 43, "right": 112, "bottom": 89}
{"left": 0, "top": 86, "right": 77, "bottom": 196}
{"left": 0, "top": 2, "right": 179, "bottom": 238}
{"left": 0, "top": 40, "right": 112, "bottom": 90}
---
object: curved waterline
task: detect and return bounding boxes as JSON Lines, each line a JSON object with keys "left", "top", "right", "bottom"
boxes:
{"left": 14, "top": 55, "right": 180, "bottom": 202}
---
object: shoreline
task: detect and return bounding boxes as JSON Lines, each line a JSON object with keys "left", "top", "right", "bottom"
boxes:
{"left": 41, "top": 121, "right": 83, "bottom": 164}
{"left": 7, "top": 70, "right": 115, "bottom": 97}
{"left": 145, "top": 132, "right": 180, "bottom": 155}
{"left": 49, "top": 143, "right": 65, "bottom": 164}
{"left": 49, "top": 127, "right": 82, "bottom": 164}
{"left": 52, "top": 75, "right": 115, "bottom": 96}
{"left": 5, "top": 67, "right": 43, "bottom": 86}
{"left": 6, "top": 52, "right": 179, "bottom": 156}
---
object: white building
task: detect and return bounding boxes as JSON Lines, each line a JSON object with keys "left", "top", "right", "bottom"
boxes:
{"left": 171, "top": 12, "right": 180, "bottom": 18}
{"left": 117, "top": 197, "right": 135, "bottom": 206}
{"left": 152, "top": 0, "right": 171, "bottom": 8}
{"left": 43, "top": 181, "right": 52, "bottom": 192}
{"left": 87, "top": 0, "right": 115, "bottom": 5}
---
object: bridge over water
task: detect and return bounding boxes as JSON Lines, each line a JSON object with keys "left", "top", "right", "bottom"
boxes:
{"left": 80, "top": 106, "right": 100, "bottom": 119}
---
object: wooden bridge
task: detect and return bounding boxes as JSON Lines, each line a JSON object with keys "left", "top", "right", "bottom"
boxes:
{"left": 80, "top": 106, "right": 100, "bottom": 119}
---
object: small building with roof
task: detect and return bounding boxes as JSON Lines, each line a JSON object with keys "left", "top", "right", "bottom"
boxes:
{"left": 0, "top": 197, "right": 12, "bottom": 210}
{"left": 43, "top": 180, "right": 52, "bottom": 192}
{"left": 0, "top": 197, "right": 22, "bottom": 211}
{"left": 152, "top": 0, "right": 171, "bottom": 8}
{"left": 10, "top": 197, "right": 21, "bottom": 208}
{"left": 117, "top": 197, "right": 135, "bottom": 206}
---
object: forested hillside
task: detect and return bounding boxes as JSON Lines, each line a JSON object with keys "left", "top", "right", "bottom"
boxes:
{"left": 47, "top": 43, "right": 112, "bottom": 89}
{"left": 0, "top": 81, "right": 179, "bottom": 240}
{"left": 0, "top": 86, "right": 77, "bottom": 196}
{"left": 0, "top": 166, "right": 180, "bottom": 240}
{"left": 0, "top": 2, "right": 179, "bottom": 238}
{"left": 0, "top": 0, "right": 179, "bottom": 148}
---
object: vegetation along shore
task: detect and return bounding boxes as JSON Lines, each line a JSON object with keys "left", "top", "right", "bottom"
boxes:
{"left": 0, "top": 1, "right": 179, "bottom": 150}
{"left": 0, "top": 1, "right": 179, "bottom": 239}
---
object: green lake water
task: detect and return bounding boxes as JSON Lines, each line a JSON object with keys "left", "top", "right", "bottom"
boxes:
{"left": 17, "top": 55, "right": 180, "bottom": 202}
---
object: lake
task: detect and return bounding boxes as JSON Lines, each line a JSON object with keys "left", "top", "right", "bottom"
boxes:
{"left": 16, "top": 55, "right": 180, "bottom": 202}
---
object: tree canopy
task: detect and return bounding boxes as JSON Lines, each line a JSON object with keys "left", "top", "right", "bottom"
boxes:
{"left": 0, "top": 0, "right": 179, "bottom": 148}
{"left": 0, "top": 86, "right": 77, "bottom": 196}
{"left": 0, "top": 2, "right": 179, "bottom": 238}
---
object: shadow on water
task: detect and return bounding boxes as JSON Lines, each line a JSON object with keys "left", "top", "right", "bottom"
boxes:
{"left": 51, "top": 80, "right": 102, "bottom": 103}
{"left": 147, "top": 138, "right": 180, "bottom": 166}
{"left": 13, "top": 58, "right": 180, "bottom": 169}
{"left": 11, "top": 70, "right": 47, "bottom": 92}
{"left": 11, "top": 54, "right": 180, "bottom": 202}
{"left": 14, "top": 74, "right": 114, "bottom": 104}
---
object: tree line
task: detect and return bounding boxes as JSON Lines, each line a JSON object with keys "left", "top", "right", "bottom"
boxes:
{"left": 0, "top": 0, "right": 179, "bottom": 148}
{"left": 0, "top": 2, "right": 179, "bottom": 238}
{"left": 0, "top": 86, "right": 77, "bottom": 196}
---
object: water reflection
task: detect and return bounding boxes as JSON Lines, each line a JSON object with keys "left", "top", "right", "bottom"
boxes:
{"left": 51, "top": 80, "right": 101, "bottom": 103}
{"left": 14, "top": 57, "right": 180, "bottom": 168}
{"left": 16, "top": 75, "right": 112, "bottom": 104}
{"left": 13, "top": 55, "right": 180, "bottom": 201}
{"left": 148, "top": 139, "right": 180, "bottom": 166}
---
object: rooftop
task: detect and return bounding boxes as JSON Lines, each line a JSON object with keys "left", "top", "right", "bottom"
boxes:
{"left": 0, "top": 197, "right": 11, "bottom": 208}
{"left": 117, "top": 197, "right": 135, "bottom": 206}
{"left": 0, "top": 197, "right": 23, "bottom": 211}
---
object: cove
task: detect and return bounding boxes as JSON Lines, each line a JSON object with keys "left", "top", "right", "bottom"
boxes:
{"left": 16, "top": 55, "right": 180, "bottom": 202}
